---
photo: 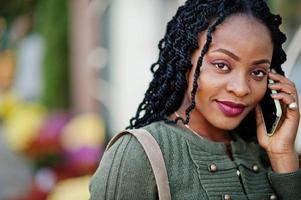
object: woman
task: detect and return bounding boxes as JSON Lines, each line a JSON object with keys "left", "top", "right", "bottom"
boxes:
{"left": 90, "top": 0, "right": 301, "bottom": 199}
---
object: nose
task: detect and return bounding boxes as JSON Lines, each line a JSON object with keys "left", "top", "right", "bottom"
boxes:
{"left": 226, "top": 74, "right": 251, "bottom": 97}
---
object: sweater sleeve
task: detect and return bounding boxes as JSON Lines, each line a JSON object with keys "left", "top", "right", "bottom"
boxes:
{"left": 268, "top": 161, "right": 301, "bottom": 200}
{"left": 89, "top": 134, "right": 157, "bottom": 200}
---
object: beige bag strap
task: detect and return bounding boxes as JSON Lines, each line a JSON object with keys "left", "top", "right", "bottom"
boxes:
{"left": 106, "top": 129, "right": 171, "bottom": 200}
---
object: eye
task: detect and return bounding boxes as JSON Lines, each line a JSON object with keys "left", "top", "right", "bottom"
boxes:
{"left": 213, "top": 62, "right": 230, "bottom": 72}
{"left": 251, "top": 69, "right": 267, "bottom": 79}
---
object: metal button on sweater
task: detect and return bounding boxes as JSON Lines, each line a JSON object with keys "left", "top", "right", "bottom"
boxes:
{"left": 209, "top": 164, "right": 218, "bottom": 172}
{"left": 252, "top": 164, "right": 260, "bottom": 172}
{"left": 224, "top": 194, "right": 231, "bottom": 200}
{"left": 270, "top": 194, "right": 277, "bottom": 200}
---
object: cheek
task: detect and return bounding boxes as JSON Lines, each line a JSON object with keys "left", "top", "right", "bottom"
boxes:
{"left": 198, "top": 67, "right": 225, "bottom": 90}
{"left": 195, "top": 73, "right": 222, "bottom": 103}
{"left": 251, "top": 82, "right": 267, "bottom": 104}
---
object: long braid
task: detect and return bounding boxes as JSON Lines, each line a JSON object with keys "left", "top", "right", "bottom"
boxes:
{"left": 128, "top": 0, "right": 218, "bottom": 129}
{"left": 184, "top": 7, "right": 226, "bottom": 124}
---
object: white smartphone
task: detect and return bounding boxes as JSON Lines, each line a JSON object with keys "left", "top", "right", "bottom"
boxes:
{"left": 260, "top": 78, "right": 282, "bottom": 136}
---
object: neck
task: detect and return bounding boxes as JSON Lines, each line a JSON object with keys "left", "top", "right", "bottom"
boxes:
{"left": 172, "top": 111, "right": 231, "bottom": 145}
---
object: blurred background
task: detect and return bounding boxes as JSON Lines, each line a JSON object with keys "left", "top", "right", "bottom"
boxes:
{"left": 0, "top": 0, "right": 300, "bottom": 199}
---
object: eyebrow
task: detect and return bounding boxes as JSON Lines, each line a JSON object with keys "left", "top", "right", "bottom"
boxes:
{"left": 211, "top": 48, "right": 271, "bottom": 65}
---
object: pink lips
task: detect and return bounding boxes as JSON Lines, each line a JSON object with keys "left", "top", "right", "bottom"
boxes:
{"left": 216, "top": 100, "right": 246, "bottom": 117}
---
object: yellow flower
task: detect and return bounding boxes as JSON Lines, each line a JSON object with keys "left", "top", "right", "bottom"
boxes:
{"left": 3, "top": 102, "right": 46, "bottom": 152}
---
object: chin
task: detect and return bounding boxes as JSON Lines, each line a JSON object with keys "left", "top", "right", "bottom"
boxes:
{"left": 214, "top": 118, "right": 244, "bottom": 131}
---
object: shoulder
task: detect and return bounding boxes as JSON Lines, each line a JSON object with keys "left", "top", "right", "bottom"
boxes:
{"left": 101, "top": 121, "right": 174, "bottom": 170}
{"left": 143, "top": 120, "right": 170, "bottom": 134}
{"left": 142, "top": 121, "right": 181, "bottom": 143}
{"left": 100, "top": 132, "right": 152, "bottom": 171}
{"left": 142, "top": 121, "right": 187, "bottom": 154}
{"left": 142, "top": 121, "right": 194, "bottom": 172}
{"left": 90, "top": 132, "right": 157, "bottom": 199}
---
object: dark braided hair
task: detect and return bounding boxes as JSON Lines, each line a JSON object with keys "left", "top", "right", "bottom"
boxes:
{"left": 128, "top": 0, "right": 287, "bottom": 141}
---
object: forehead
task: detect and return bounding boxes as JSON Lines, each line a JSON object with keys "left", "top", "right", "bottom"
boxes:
{"left": 201, "top": 14, "right": 273, "bottom": 59}
{"left": 219, "top": 14, "right": 271, "bottom": 39}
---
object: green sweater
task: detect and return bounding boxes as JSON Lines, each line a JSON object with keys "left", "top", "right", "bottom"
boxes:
{"left": 90, "top": 121, "right": 301, "bottom": 200}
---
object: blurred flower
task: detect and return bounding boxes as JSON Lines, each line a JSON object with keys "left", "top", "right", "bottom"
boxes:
{"left": 35, "top": 168, "right": 57, "bottom": 193}
{"left": 61, "top": 113, "right": 105, "bottom": 174}
{"left": 46, "top": 175, "right": 91, "bottom": 200}
{"left": 64, "top": 146, "right": 104, "bottom": 175}
{"left": 2, "top": 102, "right": 46, "bottom": 152}
{"left": 0, "top": 89, "right": 19, "bottom": 118}
{"left": 25, "top": 112, "right": 72, "bottom": 158}
{"left": 61, "top": 113, "right": 105, "bottom": 150}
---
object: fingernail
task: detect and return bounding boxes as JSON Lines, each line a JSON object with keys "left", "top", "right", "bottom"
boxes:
{"left": 271, "top": 69, "right": 277, "bottom": 73}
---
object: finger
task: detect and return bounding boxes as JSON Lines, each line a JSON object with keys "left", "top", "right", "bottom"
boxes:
{"left": 271, "top": 92, "right": 296, "bottom": 105}
{"left": 271, "top": 93, "right": 300, "bottom": 118}
{"left": 268, "top": 71, "right": 295, "bottom": 86}
{"left": 293, "top": 90, "right": 299, "bottom": 104}
{"left": 268, "top": 82, "right": 297, "bottom": 96}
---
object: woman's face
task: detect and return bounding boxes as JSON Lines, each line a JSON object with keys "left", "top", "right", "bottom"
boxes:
{"left": 185, "top": 14, "right": 273, "bottom": 134}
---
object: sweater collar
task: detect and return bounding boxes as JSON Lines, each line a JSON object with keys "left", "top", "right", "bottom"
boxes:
{"left": 161, "top": 121, "right": 247, "bottom": 155}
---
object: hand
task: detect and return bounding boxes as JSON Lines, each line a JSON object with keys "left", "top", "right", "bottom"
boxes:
{"left": 255, "top": 71, "right": 300, "bottom": 173}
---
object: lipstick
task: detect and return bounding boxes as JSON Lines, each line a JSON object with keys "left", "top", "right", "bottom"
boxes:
{"left": 216, "top": 100, "right": 246, "bottom": 117}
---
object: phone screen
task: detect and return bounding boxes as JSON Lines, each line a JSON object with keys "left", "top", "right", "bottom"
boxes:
{"left": 260, "top": 88, "right": 277, "bottom": 133}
